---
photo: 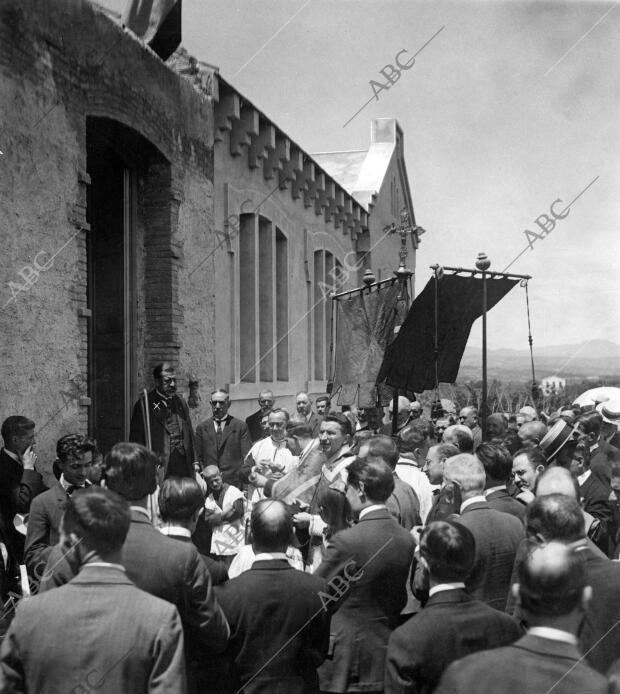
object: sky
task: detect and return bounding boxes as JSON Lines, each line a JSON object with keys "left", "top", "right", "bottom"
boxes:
{"left": 98, "top": 0, "right": 620, "bottom": 353}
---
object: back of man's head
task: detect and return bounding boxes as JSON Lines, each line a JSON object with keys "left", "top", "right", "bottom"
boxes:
{"left": 442, "top": 425, "right": 474, "bottom": 453}
{"left": 103, "top": 442, "right": 157, "bottom": 501}
{"left": 62, "top": 487, "right": 130, "bottom": 558}
{"left": 398, "top": 421, "right": 429, "bottom": 454}
{"left": 526, "top": 493, "right": 585, "bottom": 544}
{"left": 359, "top": 435, "right": 399, "bottom": 470}
{"left": 251, "top": 500, "right": 293, "bottom": 553}
{"left": 577, "top": 411, "right": 603, "bottom": 440}
{"left": 159, "top": 477, "right": 205, "bottom": 522}
{"left": 347, "top": 457, "right": 395, "bottom": 502}
{"left": 443, "top": 454, "right": 485, "bottom": 498}
{"left": 420, "top": 520, "right": 475, "bottom": 582}
{"left": 476, "top": 442, "right": 513, "bottom": 486}
{"left": 518, "top": 421, "right": 548, "bottom": 448}
{"left": 534, "top": 466, "right": 580, "bottom": 500}
{"left": 1, "top": 415, "right": 35, "bottom": 446}
{"left": 517, "top": 542, "right": 586, "bottom": 618}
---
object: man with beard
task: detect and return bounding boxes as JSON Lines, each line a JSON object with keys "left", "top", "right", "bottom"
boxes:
{"left": 129, "top": 362, "right": 197, "bottom": 478}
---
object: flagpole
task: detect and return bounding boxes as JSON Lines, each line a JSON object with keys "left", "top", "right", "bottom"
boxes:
{"left": 475, "top": 253, "right": 491, "bottom": 441}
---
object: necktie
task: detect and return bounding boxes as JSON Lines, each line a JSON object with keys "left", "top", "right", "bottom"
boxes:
{"left": 216, "top": 420, "right": 223, "bottom": 448}
{"left": 66, "top": 485, "right": 77, "bottom": 497}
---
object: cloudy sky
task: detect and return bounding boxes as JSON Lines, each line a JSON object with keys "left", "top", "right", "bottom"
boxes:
{"left": 99, "top": 0, "right": 620, "bottom": 353}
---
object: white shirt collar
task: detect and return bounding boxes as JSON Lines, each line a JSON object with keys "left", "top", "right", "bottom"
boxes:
{"left": 85, "top": 561, "right": 126, "bottom": 572}
{"left": 253, "top": 552, "right": 288, "bottom": 562}
{"left": 429, "top": 582, "right": 466, "bottom": 597}
{"left": 528, "top": 626, "right": 578, "bottom": 646}
{"left": 485, "top": 485, "right": 506, "bottom": 496}
{"left": 2, "top": 448, "right": 20, "bottom": 463}
{"left": 578, "top": 470, "right": 592, "bottom": 486}
{"left": 359, "top": 504, "right": 387, "bottom": 519}
{"left": 460, "top": 495, "right": 487, "bottom": 513}
{"left": 160, "top": 526, "right": 191, "bottom": 538}
{"left": 59, "top": 474, "right": 88, "bottom": 492}
{"left": 130, "top": 505, "right": 151, "bottom": 521}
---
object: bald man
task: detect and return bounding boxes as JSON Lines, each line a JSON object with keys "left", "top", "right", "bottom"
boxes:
{"left": 380, "top": 396, "right": 413, "bottom": 435}
{"left": 517, "top": 421, "right": 547, "bottom": 449}
{"left": 436, "top": 541, "right": 607, "bottom": 694}
{"left": 296, "top": 392, "right": 322, "bottom": 437}
{"left": 458, "top": 407, "right": 481, "bottom": 449}
{"left": 215, "top": 500, "right": 330, "bottom": 693}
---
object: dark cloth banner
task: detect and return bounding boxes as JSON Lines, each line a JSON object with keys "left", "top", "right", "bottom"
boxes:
{"left": 332, "top": 281, "right": 405, "bottom": 407}
{"left": 122, "top": 0, "right": 182, "bottom": 61}
{"left": 378, "top": 274, "right": 518, "bottom": 392}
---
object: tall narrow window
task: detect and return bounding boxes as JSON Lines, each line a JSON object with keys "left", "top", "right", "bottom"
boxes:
{"left": 258, "top": 217, "right": 273, "bottom": 382}
{"left": 239, "top": 213, "right": 256, "bottom": 382}
{"left": 275, "top": 229, "right": 288, "bottom": 380}
{"left": 313, "top": 251, "right": 325, "bottom": 380}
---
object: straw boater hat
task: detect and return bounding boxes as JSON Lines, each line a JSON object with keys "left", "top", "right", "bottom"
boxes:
{"left": 539, "top": 420, "right": 579, "bottom": 463}
{"left": 597, "top": 401, "right": 620, "bottom": 426}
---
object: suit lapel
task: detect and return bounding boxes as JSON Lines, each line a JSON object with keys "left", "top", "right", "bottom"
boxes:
{"left": 218, "top": 416, "right": 234, "bottom": 449}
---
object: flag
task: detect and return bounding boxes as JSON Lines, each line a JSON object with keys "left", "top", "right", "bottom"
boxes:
{"left": 378, "top": 274, "right": 518, "bottom": 392}
{"left": 331, "top": 281, "right": 405, "bottom": 406}
{"left": 122, "top": 0, "right": 182, "bottom": 61}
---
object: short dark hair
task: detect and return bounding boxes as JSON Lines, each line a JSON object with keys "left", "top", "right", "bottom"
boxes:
{"left": 360, "top": 435, "right": 399, "bottom": 469}
{"left": 513, "top": 447, "right": 548, "bottom": 471}
{"left": 555, "top": 435, "right": 591, "bottom": 470}
{"left": 56, "top": 434, "right": 98, "bottom": 463}
{"left": 62, "top": 487, "right": 130, "bottom": 556}
{"left": 420, "top": 520, "right": 476, "bottom": 581}
{"left": 1, "top": 416, "right": 35, "bottom": 443}
{"left": 347, "top": 457, "right": 395, "bottom": 502}
{"left": 103, "top": 442, "right": 157, "bottom": 501}
{"left": 324, "top": 413, "right": 352, "bottom": 438}
{"left": 518, "top": 542, "right": 586, "bottom": 617}
{"left": 397, "top": 421, "right": 429, "bottom": 453}
{"left": 269, "top": 408, "right": 290, "bottom": 423}
{"left": 159, "top": 477, "right": 205, "bottom": 522}
{"left": 476, "top": 442, "right": 513, "bottom": 483}
{"left": 577, "top": 411, "right": 603, "bottom": 438}
{"left": 251, "top": 500, "right": 293, "bottom": 551}
{"left": 316, "top": 395, "right": 330, "bottom": 406}
{"left": 525, "top": 493, "right": 585, "bottom": 544}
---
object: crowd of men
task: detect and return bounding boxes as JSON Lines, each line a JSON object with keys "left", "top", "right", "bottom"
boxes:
{"left": 2, "top": 361, "right": 620, "bottom": 693}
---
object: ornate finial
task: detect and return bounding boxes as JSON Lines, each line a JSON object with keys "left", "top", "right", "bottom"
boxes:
{"left": 362, "top": 268, "right": 376, "bottom": 287}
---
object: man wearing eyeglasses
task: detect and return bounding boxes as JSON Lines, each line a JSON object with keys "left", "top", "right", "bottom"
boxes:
{"left": 129, "top": 362, "right": 198, "bottom": 479}
{"left": 245, "top": 390, "right": 275, "bottom": 443}
{"left": 24, "top": 434, "right": 96, "bottom": 578}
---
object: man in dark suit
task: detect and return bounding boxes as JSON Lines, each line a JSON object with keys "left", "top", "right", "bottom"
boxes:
{"left": 385, "top": 520, "right": 521, "bottom": 694}
{"left": 129, "top": 362, "right": 197, "bottom": 478}
{"left": 513, "top": 493, "right": 620, "bottom": 674}
{"left": 158, "top": 476, "right": 228, "bottom": 585}
{"left": 444, "top": 454, "right": 524, "bottom": 610}
{"left": 39, "top": 442, "right": 229, "bottom": 694}
{"left": 245, "top": 390, "right": 275, "bottom": 443}
{"left": 195, "top": 389, "right": 251, "bottom": 489}
{"left": 296, "top": 392, "right": 322, "bottom": 438}
{"left": 316, "top": 457, "right": 415, "bottom": 694}
{"left": 1, "top": 487, "right": 186, "bottom": 694}
{"left": 24, "top": 434, "right": 96, "bottom": 577}
{"left": 0, "top": 416, "right": 44, "bottom": 565}
{"left": 578, "top": 410, "right": 620, "bottom": 485}
{"left": 476, "top": 442, "right": 526, "bottom": 521}
{"left": 435, "top": 541, "right": 607, "bottom": 694}
{"left": 216, "top": 499, "right": 330, "bottom": 693}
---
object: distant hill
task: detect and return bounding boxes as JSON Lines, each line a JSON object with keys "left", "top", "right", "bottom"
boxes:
{"left": 458, "top": 339, "right": 620, "bottom": 383}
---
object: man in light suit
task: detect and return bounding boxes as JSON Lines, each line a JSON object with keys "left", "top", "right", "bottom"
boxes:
{"left": 195, "top": 389, "right": 252, "bottom": 489}
{"left": 385, "top": 520, "right": 520, "bottom": 694}
{"left": 25, "top": 433, "right": 96, "bottom": 578}
{"left": 316, "top": 457, "right": 415, "bottom": 694}
{"left": 129, "top": 362, "right": 197, "bottom": 478}
{"left": 435, "top": 542, "right": 607, "bottom": 694}
{"left": 39, "top": 443, "right": 229, "bottom": 694}
{"left": 444, "top": 454, "right": 524, "bottom": 610}
{"left": 216, "top": 499, "right": 330, "bottom": 694}
{"left": 0, "top": 487, "right": 186, "bottom": 694}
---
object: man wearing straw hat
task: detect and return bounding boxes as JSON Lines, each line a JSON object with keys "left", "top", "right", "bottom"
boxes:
{"left": 129, "top": 362, "right": 197, "bottom": 479}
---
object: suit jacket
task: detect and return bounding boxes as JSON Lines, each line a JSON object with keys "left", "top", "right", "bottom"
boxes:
{"left": 485, "top": 488, "right": 526, "bottom": 521}
{"left": 24, "top": 482, "right": 69, "bottom": 576}
{"left": 306, "top": 413, "right": 323, "bottom": 438}
{"left": 590, "top": 438, "right": 620, "bottom": 485}
{"left": 435, "top": 633, "right": 608, "bottom": 694}
{"left": 216, "top": 559, "right": 330, "bottom": 693}
{"left": 385, "top": 588, "right": 521, "bottom": 694}
{"left": 40, "top": 510, "right": 229, "bottom": 666}
{"left": 129, "top": 390, "right": 196, "bottom": 477}
{"left": 166, "top": 531, "right": 229, "bottom": 585}
{"left": 0, "top": 564, "right": 186, "bottom": 694}
{"left": 195, "top": 416, "right": 252, "bottom": 488}
{"left": 245, "top": 409, "right": 265, "bottom": 443}
{"left": 387, "top": 476, "right": 421, "bottom": 530}
{"left": 0, "top": 449, "right": 44, "bottom": 562}
{"left": 316, "top": 508, "right": 415, "bottom": 693}
{"left": 580, "top": 472, "right": 612, "bottom": 528}
{"left": 457, "top": 500, "right": 524, "bottom": 611}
